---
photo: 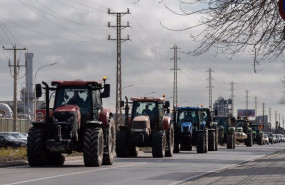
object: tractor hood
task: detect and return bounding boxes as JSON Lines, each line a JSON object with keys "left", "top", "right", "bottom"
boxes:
{"left": 131, "top": 115, "right": 151, "bottom": 133}
{"left": 54, "top": 105, "right": 79, "bottom": 113}
{"left": 181, "top": 122, "right": 193, "bottom": 133}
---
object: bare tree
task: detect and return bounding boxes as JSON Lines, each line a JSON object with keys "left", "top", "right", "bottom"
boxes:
{"left": 162, "top": 0, "right": 284, "bottom": 71}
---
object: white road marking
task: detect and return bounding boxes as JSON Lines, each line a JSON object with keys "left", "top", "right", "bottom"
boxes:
{"left": 167, "top": 155, "right": 266, "bottom": 185}
{"left": 4, "top": 162, "right": 147, "bottom": 185}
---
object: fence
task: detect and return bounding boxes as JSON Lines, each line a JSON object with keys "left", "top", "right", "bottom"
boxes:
{"left": 0, "top": 118, "right": 30, "bottom": 133}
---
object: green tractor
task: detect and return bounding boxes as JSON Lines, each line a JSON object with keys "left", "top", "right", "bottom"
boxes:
{"left": 235, "top": 119, "right": 253, "bottom": 147}
{"left": 250, "top": 123, "right": 264, "bottom": 145}
{"left": 213, "top": 116, "right": 236, "bottom": 149}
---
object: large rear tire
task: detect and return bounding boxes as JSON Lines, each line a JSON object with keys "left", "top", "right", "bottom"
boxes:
{"left": 208, "top": 130, "right": 215, "bottom": 151}
{"left": 152, "top": 131, "right": 166, "bottom": 158}
{"left": 165, "top": 125, "right": 174, "bottom": 157}
{"left": 83, "top": 128, "right": 104, "bottom": 167}
{"left": 103, "top": 119, "right": 116, "bottom": 165}
{"left": 27, "top": 127, "right": 47, "bottom": 166}
{"left": 116, "top": 129, "right": 130, "bottom": 157}
{"left": 258, "top": 133, "right": 264, "bottom": 145}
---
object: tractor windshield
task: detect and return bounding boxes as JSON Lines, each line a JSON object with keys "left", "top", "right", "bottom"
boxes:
{"left": 55, "top": 88, "right": 90, "bottom": 115}
{"left": 132, "top": 101, "right": 159, "bottom": 122}
{"left": 213, "top": 117, "right": 228, "bottom": 129}
{"left": 251, "top": 125, "right": 259, "bottom": 132}
{"left": 177, "top": 110, "right": 199, "bottom": 127}
{"left": 236, "top": 120, "right": 244, "bottom": 128}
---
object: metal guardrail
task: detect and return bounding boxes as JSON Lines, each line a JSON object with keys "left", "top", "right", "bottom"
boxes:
{"left": 0, "top": 118, "right": 30, "bottom": 133}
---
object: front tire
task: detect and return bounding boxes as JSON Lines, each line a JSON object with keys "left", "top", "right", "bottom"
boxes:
{"left": 165, "top": 125, "right": 174, "bottom": 157}
{"left": 208, "top": 130, "right": 215, "bottom": 151}
{"left": 103, "top": 119, "right": 116, "bottom": 165}
{"left": 116, "top": 129, "right": 130, "bottom": 157}
{"left": 197, "top": 131, "right": 206, "bottom": 153}
{"left": 152, "top": 131, "right": 166, "bottom": 158}
{"left": 83, "top": 128, "right": 104, "bottom": 167}
{"left": 27, "top": 127, "right": 47, "bottom": 166}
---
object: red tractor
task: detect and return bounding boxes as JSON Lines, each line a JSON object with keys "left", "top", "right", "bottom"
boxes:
{"left": 116, "top": 96, "right": 173, "bottom": 158}
{"left": 27, "top": 79, "right": 115, "bottom": 167}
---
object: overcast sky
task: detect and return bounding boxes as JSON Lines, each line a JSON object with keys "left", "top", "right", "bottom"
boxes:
{"left": 0, "top": 0, "right": 284, "bottom": 124}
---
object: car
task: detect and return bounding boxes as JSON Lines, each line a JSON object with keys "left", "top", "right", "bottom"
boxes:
{"left": 0, "top": 133, "right": 27, "bottom": 148}
{"left": 7, "top": 132, "right": 27, "bottom": 142}
{"left": 268, "top": 133, "right": 274, "bottom": 144}
{"left": 263, "top": 134, "right": 269, "bottom": 145}
{"left": 273, "top": 134, "right": 279, "bottom": 143}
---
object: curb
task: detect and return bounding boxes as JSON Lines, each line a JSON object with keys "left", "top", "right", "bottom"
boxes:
{"left": 0, "top": 160, "right": 27, "bottom": 168}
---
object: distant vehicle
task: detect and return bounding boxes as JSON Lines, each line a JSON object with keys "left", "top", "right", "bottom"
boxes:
{"left": 263, "top": 134, "right": 269, "bottom": 145}
{"left": 272, "top": 134, "right": 278, "bottom": 143}
{"left": 268, "top": 133, "right": 274, "bottom": 144}
{"left": 0, "top": 133, "right": 27, "bottom": 148}
{"left": 7, "top": 132, "right": 27, "bottom": 142}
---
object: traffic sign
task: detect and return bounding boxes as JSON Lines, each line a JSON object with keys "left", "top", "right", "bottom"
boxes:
{"left": 279, "top": 0, "right": 285, "bottom": 21}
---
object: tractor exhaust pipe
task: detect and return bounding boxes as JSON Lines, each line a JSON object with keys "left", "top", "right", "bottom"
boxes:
{"left": 42, "top": 81, "right": 50, "bottom": 120}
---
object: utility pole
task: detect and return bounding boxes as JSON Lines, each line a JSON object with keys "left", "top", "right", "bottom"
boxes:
{"left": 245, "top": 90, "right": 249, "bottom": 117}
{"left": 275, "top": 111, "right": 278, "bottom": 132}
{"left": 230, "top": 82, "right": 235, "bottom": 116}
{"left": 170, "top": 44, "right": 180, "bottom": 108}
{"left": 254, "top": 96, "right": 257, "bottom": 116}
{"left": 279, "top": 114, "right": 281, "bottom": 129}
{"left": 108, "top": 9, "right": 130, "bottom": 129}
{"left": 282, "top": 116, "right": 284, "bottom": 135}
{"left": 3, "top": 44, "right": 26, "bottom": 132}
{"left": 269, "top": 107, "right": 272, "bottom": 132}
{"left": 262, "top": 103, "right": 265, "bottom": 128}
{"left": 207, "top": 68, "right": 214, "bottom": 111}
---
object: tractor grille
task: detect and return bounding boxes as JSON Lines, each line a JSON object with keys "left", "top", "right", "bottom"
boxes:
{"left": 53, "top": 112, "right": 74, "bottom": 122}
{"left": 183, "top": 126, "right": 189, "bottom": 132}
{"left": 132, "top": 121, "right": 147, "bottom": 130}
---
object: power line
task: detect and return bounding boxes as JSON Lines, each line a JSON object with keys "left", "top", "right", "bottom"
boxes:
{"left": 108, "top": 8, "right": 130, "bottom": 129}
{"left": 17, "top": 0, "right": 102, "bottom": 41}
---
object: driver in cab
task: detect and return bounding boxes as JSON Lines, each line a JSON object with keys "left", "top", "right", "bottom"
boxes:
{"left": 67, "top": 91, "right": 84, "bottom": 106}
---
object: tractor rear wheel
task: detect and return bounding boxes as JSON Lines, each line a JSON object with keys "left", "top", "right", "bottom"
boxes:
{"left": 129, "top": 145, "right": 138, "bottom": 157}
{"left": 208, "top": 130, "right": 215, "bottom": 151}
{"left": 165, "top": 125, "right": 174, "bottom": 157}
{"left": 83, "top": 128, "right": 104, "bottom": 167}
{"left": 27, "top": 127, "right": 47, "bottom": 166}
{"left": 103, "top": 119, "right": 115, "bottom": 165}
{"left": 197, "top": 131, "right": 206, "bottom": 153}
{"left": 116, "top": 129, "right": 130, "bottom": 157}
{"left": 152, "top": 131, "right": 166, "bottom": 158}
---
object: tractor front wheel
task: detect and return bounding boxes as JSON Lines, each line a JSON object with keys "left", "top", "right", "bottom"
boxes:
{"left": 152, "top": 131, "right": 166, "bottom": 158}
{"left": 27, "top": 127, "right": 47, "bottom": 166}
{"left": 103, "top": 119, "right": 116, "bottom": 165}
{"left": 165, "top": 125, "right": 174, "bottom": 157}
{"left": 83, "top": 128, "right": 104, "bottom": 167}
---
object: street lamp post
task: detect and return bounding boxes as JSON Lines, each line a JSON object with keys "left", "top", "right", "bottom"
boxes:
{"left": 33, "top": 62, "right": 57, "bottom": 120}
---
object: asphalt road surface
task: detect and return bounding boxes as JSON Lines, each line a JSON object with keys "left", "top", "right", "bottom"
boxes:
{"left": 1, "top": 143, "right": 285, "bottom": 185}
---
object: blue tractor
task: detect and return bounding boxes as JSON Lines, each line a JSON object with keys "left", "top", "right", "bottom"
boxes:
{"left": 173, "top": 107, "right": 218, "bottom": 153}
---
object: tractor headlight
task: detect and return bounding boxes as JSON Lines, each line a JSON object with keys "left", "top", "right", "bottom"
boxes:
{"left": 67, "top": 116, "right": 75, "bottom": 123}
{"left": 53, "top": 117, "right": 58, "bottom": 123}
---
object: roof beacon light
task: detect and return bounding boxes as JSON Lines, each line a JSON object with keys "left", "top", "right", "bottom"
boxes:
{"left": 103, "top": 76, "right": 107, "bottom": 84}
{"left": 162, "top": 94, "right": 166, "bottom": 98}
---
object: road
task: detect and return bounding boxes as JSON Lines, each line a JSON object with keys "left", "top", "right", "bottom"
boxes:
{"left": 1, "top": 143, "right": 285, "bottom": 185}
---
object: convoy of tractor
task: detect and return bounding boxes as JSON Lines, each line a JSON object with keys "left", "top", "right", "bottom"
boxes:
{"left": 25, "top": 79, "right": 269, "bottom": 168}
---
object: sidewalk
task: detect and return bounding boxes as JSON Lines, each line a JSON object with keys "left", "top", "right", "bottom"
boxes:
{"left": 183, "top": 150, "right": 285, "bottom": 185}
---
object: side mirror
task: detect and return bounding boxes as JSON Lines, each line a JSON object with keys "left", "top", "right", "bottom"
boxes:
{"left": 165, "top": 101, "right": 170, "bottom": 108}
{"left": 167, "top": 108, "right": 170, "bottom": 114}
{"left": 35, "top": 84, "right": 42, "bottom": 98}
{"left": 101, "top": 84, "right": 110, "bottom": 98}
{"left": 120, "top": 101, "right": 124, "bottom": 107}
